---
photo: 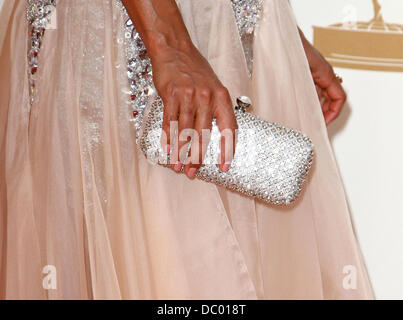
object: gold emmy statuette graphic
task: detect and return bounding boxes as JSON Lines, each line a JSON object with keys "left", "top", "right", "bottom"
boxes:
{"left": 313, "top": 0, "right": 403, "bottom": 72}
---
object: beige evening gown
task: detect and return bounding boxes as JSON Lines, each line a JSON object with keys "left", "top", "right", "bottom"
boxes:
{"left": 0, "top": 0, "right": 374, "bottom": 299}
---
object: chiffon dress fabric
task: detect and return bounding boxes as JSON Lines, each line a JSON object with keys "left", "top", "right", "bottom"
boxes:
{"left": 0, "top": 0, "right": 374, "bottom": 299}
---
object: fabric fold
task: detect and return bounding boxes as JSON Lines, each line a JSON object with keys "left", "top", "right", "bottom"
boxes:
{"left": 0, "top": 0, "right": 373, "bottom": 299}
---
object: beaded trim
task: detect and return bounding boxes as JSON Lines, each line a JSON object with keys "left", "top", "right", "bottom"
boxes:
{"left": 26, "top": 0, "right": 57, "bottom": 109}
{"left": 117, "top": 0, "right": 263, "bottom": 136}
{"left": 26, "top": 0, "right": 263, "bottom": 130}
{"left": 230, "top": 0, "right": 264, "bottom": 75}
{"left": 230, "top": 0, "right": 264, "bottom": 37}
{"left": 116, "top": 0, "right": 155, "bottom": 141}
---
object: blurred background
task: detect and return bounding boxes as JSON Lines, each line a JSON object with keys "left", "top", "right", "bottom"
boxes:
{"left": 291, "top": 0, "right": 403, "bottom": 300}
{"left": 1, "top": 0, "right": 402, "bottom": 300}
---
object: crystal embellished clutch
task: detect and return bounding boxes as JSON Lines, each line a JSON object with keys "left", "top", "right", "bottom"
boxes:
{"left": 116, "top": 0, "right": 314, "bottom": 205}
{"left": 140, "top": 96, "right": 314, "bottom": 205}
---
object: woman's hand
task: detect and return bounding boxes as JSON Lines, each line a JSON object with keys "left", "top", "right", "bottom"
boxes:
{"left": 298, "top": 28, "right": 347, "bottom": 125}
{"left": 122, "top": 0, "right": 237, "bottom": 179}
{"left": 151, "top": 43, "right": 237, "bottom": 179}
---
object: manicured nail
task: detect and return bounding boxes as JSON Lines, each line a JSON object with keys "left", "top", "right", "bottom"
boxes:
{"left": 187, "top": 168, "right": 197, "bottom": 179}
{"left": 164, "top": 144, "right": 171, "bottom": 154}
{"left": 174, "top": 162, "right": 182, "bottom": 172}
{"left": 222, "top": 163, "right": 230, "bottom": 172}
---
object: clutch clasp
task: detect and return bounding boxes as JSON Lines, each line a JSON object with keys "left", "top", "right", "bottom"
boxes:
{"left": 235, "top": 96, "right": 252, "bottom": 112}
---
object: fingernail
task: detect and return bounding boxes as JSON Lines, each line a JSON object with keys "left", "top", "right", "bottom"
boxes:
{"left": 174, "top": 162, "right": 182, "bottom": 172}
{"left": 187, "top": 168, "right": 197, "bottom": 179}
{"left": 222, "top": 163, "right": 230, "bottom": 172}
{"left": 164, "top": 144, "right": 171, "bottom": 154}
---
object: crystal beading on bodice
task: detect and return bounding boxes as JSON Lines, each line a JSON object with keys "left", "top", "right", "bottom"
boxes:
{"left": 116, "top": 0, "right": 155, "bottom": 140}
{"left": 230, "top": 0, "right": 264, "bottom": 75}
{"left": 231, "top": 0, "right": 264, "bottom": 36}
{"left": 26, "top": 0, "right": 264, "bottom": 136}
{"left": 116, "top": 0, "right": 263, "bottom": 138}
{"left": 26, "top": 0, "right": 57, "bottom": 109}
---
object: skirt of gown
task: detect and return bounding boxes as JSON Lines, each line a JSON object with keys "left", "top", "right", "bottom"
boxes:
{"left": 0, "top": 0, "right": 374, "bottom": 299}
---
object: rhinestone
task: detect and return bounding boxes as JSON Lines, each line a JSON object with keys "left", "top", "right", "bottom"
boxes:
{"left": 26, "top": 0, "right": 58, "bottom": 110}
{"left": 141, "top": 96, "right": 314, "bottom": 205}
{"left": 116, "top": 0, "right": 314, "bottom": 205}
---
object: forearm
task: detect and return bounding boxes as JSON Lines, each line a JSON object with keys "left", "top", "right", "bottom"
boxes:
{"left": 298, "top": 27, "right": 316, "bottom": 68}
{"left": 298, "top": 27, "right": 309, "bottom": 52}
{"left": 121, "top": 0, "right": 194, "bottom": 60}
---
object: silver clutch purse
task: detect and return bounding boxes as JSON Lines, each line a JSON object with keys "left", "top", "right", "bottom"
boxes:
{"left": 139, "top": 96, "right": 314, "bottom": 206}
{"left": 116, "top": 1, "right": 313, "bottom": 205}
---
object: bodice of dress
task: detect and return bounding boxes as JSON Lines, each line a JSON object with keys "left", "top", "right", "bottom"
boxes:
{"left": 26, "top": 0, "right": 263, "bottom": 137}
{"left": 231, "top": 0, "right": 264, "bottom": 74}
{"left": 26, "top": 0, "right": 57, "bottom": 107}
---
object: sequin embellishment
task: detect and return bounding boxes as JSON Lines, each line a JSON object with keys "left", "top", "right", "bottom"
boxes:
{"left": 116, "top": 0, "right": 155, "bottom": 140}
{"left": 26, "top": 0, "right": 57, "bottom": 108}
{"left": 117, "top": 0, "right": 264, "bottom": 135}
{"left": 230, "top": 0, "right": 264, "bottom": 36}
{"left": 230, "top": 0, "right": 264, "bottom": 75}
{"left": 140, "top": 97, "right": 314, "bottom": 205}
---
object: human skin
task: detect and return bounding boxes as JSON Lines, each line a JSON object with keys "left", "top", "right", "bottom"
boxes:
{"left": 122, "top": 0, "right": 237, "bottom": 179}
{"left": 298, "top": 28, "right": 347, "bottom": 125}
{"left": 122, "top": 0, "right": 346, "bottom": 179}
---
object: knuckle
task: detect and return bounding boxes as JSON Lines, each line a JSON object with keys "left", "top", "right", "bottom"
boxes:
{"left": 161, "top": 83, "right": 176, "bottom": 98}
{"left": 162, "top": 97, "right": 175, "bottom": 110}
{"left": 215, "top": 86, "right": 230, "bottom": 98}
{"left": 180, "top": 107, "right": 194, "bottom": 117}
{"left": 163, "top": 112, "right": 177, "bottom": 124}
{"left": 198, "top": 87, "right": 212, "bottom": 100}
{"left": 181, "top": 86, "right": 196, "bottom": 98}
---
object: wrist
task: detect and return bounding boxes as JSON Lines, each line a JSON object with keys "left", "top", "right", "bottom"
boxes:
{"left": 143, "top": 28, "right": 195, "bottom": 61}
{"left": 301, "top": 38, "right": 320, "bottom": 71}
{"left": 121, "top": 0, "right": 195, "bottom": 61}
